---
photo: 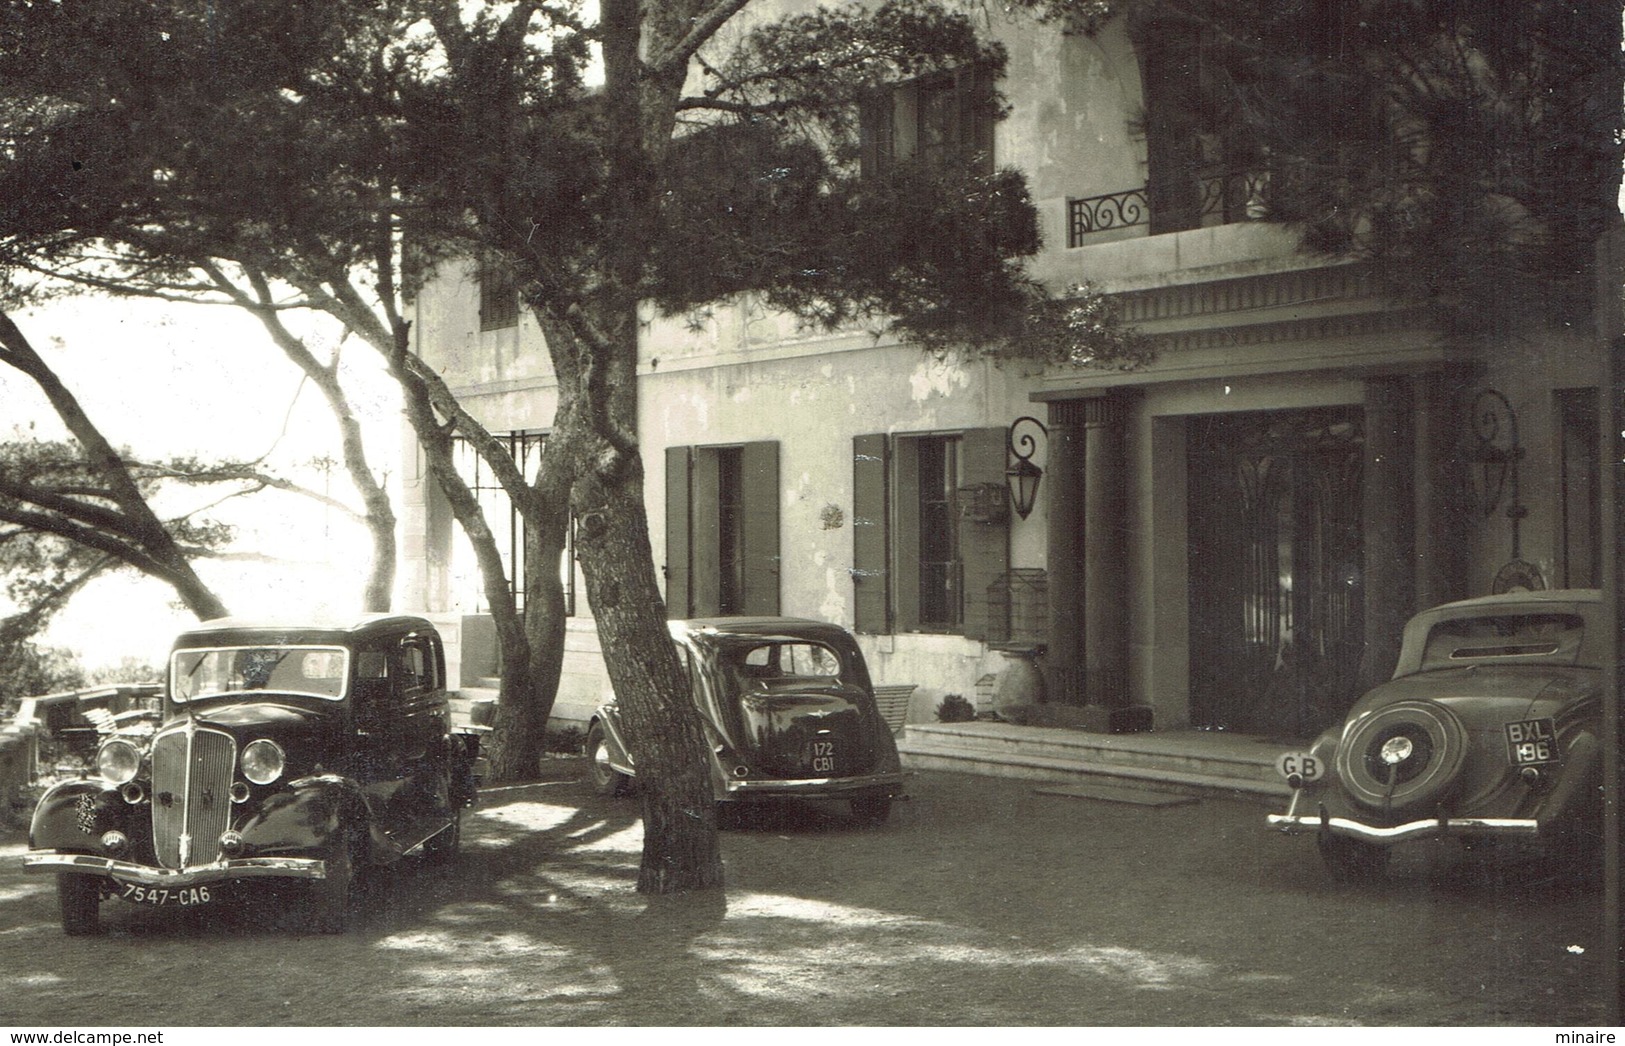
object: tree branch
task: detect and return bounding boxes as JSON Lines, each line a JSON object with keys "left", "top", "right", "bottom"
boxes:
{"left": 650, "top": 0, "right": 755, "bottom": 78}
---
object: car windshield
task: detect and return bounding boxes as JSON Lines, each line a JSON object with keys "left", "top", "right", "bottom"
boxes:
{"left": 1421, "top": 613, "right": 1586, "bottom": 668}
{"left": 171, "top": 646, "right": 350, "bottom": 702}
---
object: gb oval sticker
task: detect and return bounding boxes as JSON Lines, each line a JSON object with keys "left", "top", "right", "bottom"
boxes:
{"left": 1275, "top": 752, "right": 1326, "bottom": 784}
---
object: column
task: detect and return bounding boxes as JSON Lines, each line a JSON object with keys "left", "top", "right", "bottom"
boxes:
{"left": 1083, "top": 395, "right": 1131, "bottom": 713}
{"left": 1360, "top": 376, "right": 1417, "bottom": 689}
{"left": 1414, "top": 370, "right": 1470, "bottom": 611}
{"left": 1044, "top": 400, "right": 1088, "bottom": 707}
{"left": 1043, "top": 394, "right": 1145, "bottom": 731}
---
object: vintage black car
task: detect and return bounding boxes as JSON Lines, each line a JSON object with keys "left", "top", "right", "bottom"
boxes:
{"left": 1268, "top": 589, "right": 1605, "bottom": 879}
{"left": 585, "top": 617, "right": 906, "bottom": 824}
{"left": 24, "top": 616, "right": 483, "bottom": 934}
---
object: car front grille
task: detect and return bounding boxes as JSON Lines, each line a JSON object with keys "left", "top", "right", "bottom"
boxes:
{"left": 150, "top": 725, "right": 236, "bottom": 869}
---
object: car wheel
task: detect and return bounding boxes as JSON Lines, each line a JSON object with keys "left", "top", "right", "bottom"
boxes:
{"left": 1335, "top": 699, "right": 1468, "bottom": 812}
{"left": 423, "top": 811, "right": 461, "bottom": 862}
{"left": 1317, "top": 835, "right": 1390, "bottom": 882}
{"left": 57, "top": 873, "right": 102, "bottom": 936}
{"left": 310, "top": 841, "right": 355, "bottom": 934}
{"left": 586, "top": 723, "right": 630, "bottom": 797}
{"left": 849, "top": 795, "right": 892, "bottom": 826}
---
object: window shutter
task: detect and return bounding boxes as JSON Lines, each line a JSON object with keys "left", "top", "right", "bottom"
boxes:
{"left": 956, "top": 64, "right": 996, "bottom": 177}
{"left": 859, "top": 91, "right": 894, "bottom": 179}
{"left": 664, "top": 446, "right": 692, "bottom": 618}
{"left": 739, "top": 441, "right": 781, "bottom": 616}
{"left": 691, "top": 450, "right": 722, "bottom": 615}
{"left": 958, "top": 427, "right": 1010, "bottom": 641}
{"left": 1136, "top": 35, "right": 1204, "bottom": 234}
{"left": 852, "top": 434, "right": 891, "bottom": 634}
{"left": 477, "top": 258, "right": 518, "bottom": 331}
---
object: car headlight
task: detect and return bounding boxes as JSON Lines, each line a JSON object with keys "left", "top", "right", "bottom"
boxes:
{"left": 96, "top": 738, "right": 143, "bottom": 786}
{"left": 240, "top": 739, "right": 286, "bottom": 786}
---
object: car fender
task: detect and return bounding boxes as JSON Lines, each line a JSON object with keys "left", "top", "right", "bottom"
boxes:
{"left": 448, "top": 734, "right": 483, "bottom": 808}
{"left": 28, "top": 779, "right": 127, "bottom": 853}
{"left": 1536, "top": 729, "right": 1601, "bottom": 834}
{"left": 598, "top": 706, "right": 735, "bottom": 798}
{"left": 593, "top": 708, "right": 636, "bottom": 775}
{"left": 234, "top": 774, "right": 370, "bottom": 859}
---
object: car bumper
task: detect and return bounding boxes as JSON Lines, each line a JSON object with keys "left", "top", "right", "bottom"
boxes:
{"left": 1266, "top": 809, "right": 1540, "bottom": 843}
{"left": 23, "top": 851, "right": 329, "bottom": 886}
{"left": 721, "top": 771, "right": 906, "bottom": 800}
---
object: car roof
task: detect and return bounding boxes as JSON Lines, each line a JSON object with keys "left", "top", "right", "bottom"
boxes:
{"left": 1422, "top": 588, "right": 1600, "bottom": 613}
{"left": 671, "top": 616, "right": 855, "bottom": 641}
{"left": 1396, "top": 588, "right": 1604, "bottom": 674}
{"left": 170, "top": 614, "right": 440, "bottom": 650}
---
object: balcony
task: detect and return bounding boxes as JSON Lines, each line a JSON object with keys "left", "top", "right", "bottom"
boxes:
{"left": 1067, "top": 169, "right": 1273, "bottom": 248}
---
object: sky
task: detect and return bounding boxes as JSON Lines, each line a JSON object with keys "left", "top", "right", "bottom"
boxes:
{"left": 3, "top": 292, "right": 403, "bottom": 672}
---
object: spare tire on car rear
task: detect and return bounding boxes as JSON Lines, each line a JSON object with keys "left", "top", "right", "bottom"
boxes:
{"left": 1334, "top": 699, "right": 1468, "bottom": 812}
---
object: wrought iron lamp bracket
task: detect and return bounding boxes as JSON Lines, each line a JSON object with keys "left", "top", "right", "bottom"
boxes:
{"left": 1006, "top": 416, "right": 1049, "bottom": 521}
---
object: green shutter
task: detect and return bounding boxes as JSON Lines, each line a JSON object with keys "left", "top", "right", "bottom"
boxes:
{"left": 691, "top": 449, "right": 722, "bottom": 615}
{"left": 664, "top": 446, "right": 692, "bottom": 618}
{"left": 859, "top": 91, "right": 895, "bottom": 179}
{"left": 891, "top": 437, "right": 922, "bottom": 630}
{"left": 958, "top": 427, "right": 1010, "bottom": 641}
{"left": 739, "top": 441, "right": 781, "bottom": 616}
{"left": 852, "top": 434, "right": 891, "bottom": 634}
{"left": 957, "top": 63, "right": 996, "bottom": 177}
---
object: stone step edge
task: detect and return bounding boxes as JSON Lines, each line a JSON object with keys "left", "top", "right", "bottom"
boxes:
{"left": 900, "top": 746, "right": 1291, "bottom": 799}
{"left": 903, "top": 723, "right": 1286, "bottom": 766}
{"left": 899, "top": 733, "right": 1280, "bottom": 774}
{"left": 898, "top": 740, "right": 1283, "bottom": 788}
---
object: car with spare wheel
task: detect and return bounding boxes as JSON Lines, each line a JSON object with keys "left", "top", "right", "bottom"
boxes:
{"left": 1268, "top": 588, "right": 1605, "bottom": 880}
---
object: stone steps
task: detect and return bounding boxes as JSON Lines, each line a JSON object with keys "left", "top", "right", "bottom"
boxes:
{"left": 897, "top": 722, "right": 1296, "bottom": 804}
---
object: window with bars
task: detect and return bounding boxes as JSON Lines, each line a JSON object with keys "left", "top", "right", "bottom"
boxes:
{"left": 450, "top": 431, "right": 573, "bottom": 615}
{"left": 851, "top": 428, "right": 1009, "bottom": 638}
{"left": 915, "top": 436, "right": 961, "bottom": 630}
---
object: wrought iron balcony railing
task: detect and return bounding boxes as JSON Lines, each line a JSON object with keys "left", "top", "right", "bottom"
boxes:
{"left": 1067, "top": 168, "right": 1273, "bottom": 248}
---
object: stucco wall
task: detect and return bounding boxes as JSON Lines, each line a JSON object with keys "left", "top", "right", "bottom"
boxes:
{"left": 396, "top": 3, "right": 1612, "bottom": 739}
{"left": 641, "top": 321, "right": 1050, "bottom": 716}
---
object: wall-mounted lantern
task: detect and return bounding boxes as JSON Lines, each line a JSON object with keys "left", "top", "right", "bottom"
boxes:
{"left": 1469, "top": 389, "right": 1524, "bottom": 522}
{"left": 1005, "top": 416, "right": 1048, "bottom": 521}
{"left": 1468, "top": 389, "right": 1541, "bottom": 592}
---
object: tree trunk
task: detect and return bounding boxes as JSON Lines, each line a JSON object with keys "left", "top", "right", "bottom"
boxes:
{"left": 0, "top": 309, "right": 229, "bottom": 620}
{"left": 245, "top": 304, "right": 397, "bottom": 612}
{"left": 386, "top": 326, "right": 544, "bottom": 781}
{"left": 572, "top": 452, "right": 723, "bottom": 893}
{"left": 554, "top": 0, "right": 723, "bottom": 893}
{"left": 494, "top": 429, "right": 576, "bottom": 780}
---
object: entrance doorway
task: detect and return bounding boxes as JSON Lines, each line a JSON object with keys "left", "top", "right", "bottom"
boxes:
{"left": 1187, "top": 408, "right": 1364, "bottom": 737}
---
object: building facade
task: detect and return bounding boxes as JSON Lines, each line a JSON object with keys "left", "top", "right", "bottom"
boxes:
{"left": 398, "top": 9, "right": 1606, "bottom": 739}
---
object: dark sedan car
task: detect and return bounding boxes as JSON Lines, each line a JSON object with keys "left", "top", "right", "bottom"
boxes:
{"left": 1268, "top": 589, "right": 1605, "bottom": 879}
{"left": 24, "top": 616, "right": 484, "bottom": 934}
{"left": 585, "top": 617, "right": 906, "bottom": 824}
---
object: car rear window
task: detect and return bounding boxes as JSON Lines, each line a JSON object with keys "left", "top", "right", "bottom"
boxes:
{"left": 730, "top": 641, "right": 844, "bottom": 681}
{"left": 1421, "top": 613, "right": 1586, "bottom": 668}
